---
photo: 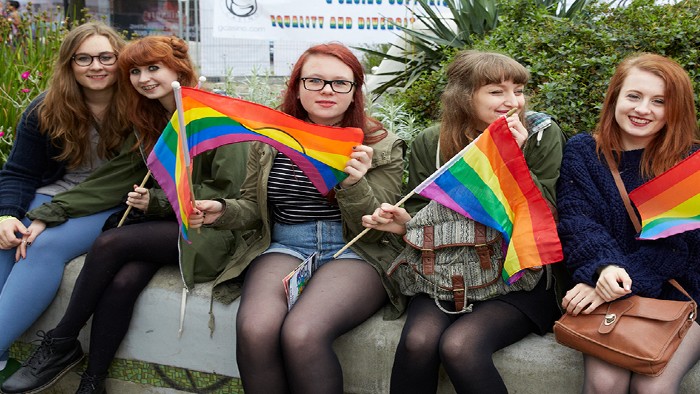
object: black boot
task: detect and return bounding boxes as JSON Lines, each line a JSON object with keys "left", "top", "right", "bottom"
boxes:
{"left": 75, "top": 372, "right": 106, "bottom": 394}
{"left": 0, "top": 330, "right": 84, "bottom": 394}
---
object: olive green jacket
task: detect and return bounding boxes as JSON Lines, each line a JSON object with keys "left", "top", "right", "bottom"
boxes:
{"left": 210, "top": 129, "right": 408, "bottom": 319}
{"left": 404, "top": 112, "right": 566, "bottom": 214}
{"left": 27, "top": 133, "right": 250, "bottom": 292}
{"left": 403, "top": 112, "right": 571, "bottom": 307}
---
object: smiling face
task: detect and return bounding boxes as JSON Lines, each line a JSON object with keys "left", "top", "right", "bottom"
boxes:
{"left": 71, "top": 35, "right": 119, "bottom": 94}
{"left": 129, "top": 62, "right": 179, "bottom": 112}
{"left": 298, "top": 54, "right": 355, "bottom": 126}
{"left": 471, "top": 80, "right": 525, "bottom": 130}
{"left": 614, "top": 67, "right": 667, "bottom": 150}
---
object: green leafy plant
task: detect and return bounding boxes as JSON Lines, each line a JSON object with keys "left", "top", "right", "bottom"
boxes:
{"left": 388, "top": 0, "right": 700, "bottom": 138}
{"left": 0, "top": 5, "right": 71, "bottom": 165}
{"left": 362, "top": 0, "right": 591, "bottom": 96}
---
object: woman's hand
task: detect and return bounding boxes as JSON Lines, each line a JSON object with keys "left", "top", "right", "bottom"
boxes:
{"left": 506, "top": 112, "right": 528, "bottom": 149}
{"left": 596, "top": 265, "right": 632, "bottom": 302}
{"left": 0, "top": 217, "right": 28, "bottom": 250}
{"left": 361, "top": 203, "right": 412, "bottom": 235}
{"left": 189, "top": 200, "right": 225, "bottom": 229}
{"left": 15, "top": 219, "right": 46, "bottom": 261}
{"left": 126, "top": 185, "right": 150, "bottom": 212}
{"left": 340, "top": 145, "right": 373, "bottom": 189}
{"left": 562, "top": 283, "right": 606, "bottom": 316}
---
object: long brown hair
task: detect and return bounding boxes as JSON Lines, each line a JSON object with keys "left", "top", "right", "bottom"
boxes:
{"left": 439, "top": 50, "right": 529, "bottom": 161}
{"left": 39, "top": 22, "right": 128, "bottom": 168}
{"left": 595, "top": 53, "right": 698, "bottom": 178}
{"left": 280, "top": 42, "right": 386, "bottom": 144}
{"left": 117, "top": 36, "right": 197, "bottom": 154}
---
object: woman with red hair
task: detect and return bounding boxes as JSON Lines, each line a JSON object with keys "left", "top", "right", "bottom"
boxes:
{"left": 558, "top": 53, "right": 700, "bottom": 393}
{"left": 191, "top": 42, "right": 406, "bottom": 393}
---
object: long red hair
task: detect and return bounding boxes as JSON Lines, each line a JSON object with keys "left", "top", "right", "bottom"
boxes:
{"left": 595, "top": 53, "right": 698, "bottom": 178}
{"left": 117, "top": 36, "right": 197, "bottom": 154}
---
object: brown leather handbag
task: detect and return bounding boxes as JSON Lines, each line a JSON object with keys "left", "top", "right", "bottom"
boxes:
{"left": 553, "top": 151, "right": 698, "bottom": 376}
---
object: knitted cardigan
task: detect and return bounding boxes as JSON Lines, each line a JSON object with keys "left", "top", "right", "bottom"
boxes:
{"left": 556, "top": 133, "right": 700, "bottom": 301}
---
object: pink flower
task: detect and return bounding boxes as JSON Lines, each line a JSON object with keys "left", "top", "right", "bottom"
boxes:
{"left": 21, "top": 71, "right": 30, "bottom": 80}
{"left": 0, "top": 131, "right": 4, "bottom": 137}
{"left": 21, "top": 88, "right": 30, "bottom": 93}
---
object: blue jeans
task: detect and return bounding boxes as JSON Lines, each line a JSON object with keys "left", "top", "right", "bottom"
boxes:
{"left": 264, "top": 220, "right": 363, "bottom": 268}
{"left": 0, "top": 194, "right": 119, "bottom": 360}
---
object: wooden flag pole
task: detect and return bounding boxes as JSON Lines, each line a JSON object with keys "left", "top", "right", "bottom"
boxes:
{"left": 117, "top": 170, "right": 152, "bottom": 228}
{"left": 332, "top": 190, "right": 416, "bottom": 258}
{"left": 332, "top": 108, "right": 519, "bottom": 258}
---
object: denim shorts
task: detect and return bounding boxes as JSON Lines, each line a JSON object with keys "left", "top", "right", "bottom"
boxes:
{"left": 264, "top": 220, "right": 364, "bottom": 268}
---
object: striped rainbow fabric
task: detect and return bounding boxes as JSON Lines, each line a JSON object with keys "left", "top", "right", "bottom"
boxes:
{"left": 414, "top": 116, "right": 562, "bottom": 283}
{"left": 147, "top": 87, "right": 364, "bottom": 241}
{"left": 629, "top": 149, "right": 700, "bottom": 240}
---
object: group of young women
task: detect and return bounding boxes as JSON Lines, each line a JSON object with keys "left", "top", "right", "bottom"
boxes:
{"left": 0, "top": 19, "right": 698, "bottom": 394}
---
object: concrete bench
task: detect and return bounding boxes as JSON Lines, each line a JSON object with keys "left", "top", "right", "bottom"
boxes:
{"left": 13, "top": 255, "right": 700, "bottom": 393}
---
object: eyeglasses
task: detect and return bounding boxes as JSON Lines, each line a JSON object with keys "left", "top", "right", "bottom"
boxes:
{"left": 71, "top": 52, "right": 118, "bottom": 67}
{"left": 300, "top": 77, "right": 356, "bottom": 94}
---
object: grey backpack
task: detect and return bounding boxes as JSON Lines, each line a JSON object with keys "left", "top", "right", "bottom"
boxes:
{"left": 388, "top": 200, "right": 542, "bottom": 313}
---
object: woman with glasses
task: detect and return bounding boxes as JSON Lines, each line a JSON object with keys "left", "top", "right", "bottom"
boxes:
{"left": 189, "top": 42, "right": 406, "bottom": 393}
{"left": 0, "top": 22, "right": 133, "bottom": 385}
{"left": 2, "top": 35, "right": 249, "bottom": 394}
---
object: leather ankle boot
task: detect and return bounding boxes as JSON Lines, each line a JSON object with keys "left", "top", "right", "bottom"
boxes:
{"left": 0, "top": 330, "right": 84, "bottom": 394}
{"left": 75, "top": 372, "right": 107, "bottom": 394}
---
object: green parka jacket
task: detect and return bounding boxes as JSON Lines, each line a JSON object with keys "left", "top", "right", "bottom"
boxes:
{"left": 403, "top": 112, "right": 571, "bottom": 307}
{"left": 210, "top": 128, "right": 408, "bottom": 319}
{"left": 26, "top": 133, "right": 250, "bottom": 296}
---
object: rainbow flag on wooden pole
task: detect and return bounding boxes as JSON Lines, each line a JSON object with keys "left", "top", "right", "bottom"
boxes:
{"left": 147, "top": 86, "right": 364, "bottom": 241}
{"left": 336, "top": 115, "right": 562, "bottom": 283}
{"left": 629, "top": 150, "right": 700, "bottom": 240}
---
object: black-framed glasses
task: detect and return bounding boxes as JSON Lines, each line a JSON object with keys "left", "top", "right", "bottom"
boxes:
{"left": 71, "top": 52, "right": 118, "bottom": 67}
{"left": 300, "top": 77, "right": 356, "bottom": 94}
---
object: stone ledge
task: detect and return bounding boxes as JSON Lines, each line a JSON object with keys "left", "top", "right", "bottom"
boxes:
{"left": 13, "top": 255, "right": 700, "bottom": 393}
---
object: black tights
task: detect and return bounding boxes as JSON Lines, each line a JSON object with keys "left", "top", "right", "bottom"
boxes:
{"left": 235, "top": 253, "right": 387, "bottom": 394}
{"left": 52, "top": 221, "right": 179, "bottom": 375}
{"left": 390, "top": 294, "right": 536, "bottom": 394}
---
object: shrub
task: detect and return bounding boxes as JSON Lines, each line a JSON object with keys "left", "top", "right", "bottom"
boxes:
{"left": 391, "top": 0, "right": 700, "bottom": 138}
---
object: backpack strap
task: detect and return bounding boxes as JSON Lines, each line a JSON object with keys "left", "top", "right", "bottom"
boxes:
{"left": 474, "top": 222, "right": 492, "bottom": 270}
{"left": 421, "top": 225, "right": 436, "bottom": 275}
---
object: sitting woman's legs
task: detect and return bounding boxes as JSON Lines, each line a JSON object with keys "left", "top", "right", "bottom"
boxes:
{"left": 78, "top": 222, "right": 178, "bottom": 376}
{"left": 281, "top": 258, "right": 386, "bottom": 394}
{"left": 236, "top": 253, "right": 300, "bottom": 394}
{"left": 439, "top": 300, "right": 535, "bottom": 394}
{"left": 629, "top": 322, "right": 700, "bottom": 394}
{"left": 0, "top": 194, "right": 117, "bottom": 361}
{"left": 390, "top": 294, "right": 451, "bottom": 394}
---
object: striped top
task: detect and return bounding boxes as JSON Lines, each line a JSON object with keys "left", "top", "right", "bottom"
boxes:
{"left": 267, "top": 152, "right": 341, "bottom": 224}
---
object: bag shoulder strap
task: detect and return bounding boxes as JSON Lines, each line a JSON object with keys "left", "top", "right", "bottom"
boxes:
{"left": 603, "top": 151, "right": 642, "bottom": 233}
{"left": 604, "top": 152, "right": 696, "bottom": 303}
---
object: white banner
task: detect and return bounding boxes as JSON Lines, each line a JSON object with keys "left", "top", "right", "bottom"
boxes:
{"left": 211, "top": 0, "right": 449, "bottom": 43}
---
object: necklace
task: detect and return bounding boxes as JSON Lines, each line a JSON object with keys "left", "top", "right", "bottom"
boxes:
{"left": 307, "top": 118, "right": 342, "bottom": 127}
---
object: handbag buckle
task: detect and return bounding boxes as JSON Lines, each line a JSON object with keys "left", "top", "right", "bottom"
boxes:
{"left": 604, "top": 313, "right": 616, "bottom": 326}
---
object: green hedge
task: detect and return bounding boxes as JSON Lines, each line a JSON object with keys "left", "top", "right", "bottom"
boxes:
{"left": 395, "top": 0, "right": 700, "bottom": 137}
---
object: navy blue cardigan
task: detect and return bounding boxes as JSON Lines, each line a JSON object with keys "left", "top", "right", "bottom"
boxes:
{"left": 556, "top": 134, "right": 700, "bottom": 301}
{"left": 0, "top": 94, "right": 66, "bottom": 219}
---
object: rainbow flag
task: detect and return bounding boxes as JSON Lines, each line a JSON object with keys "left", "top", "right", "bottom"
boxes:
{"left": 413, "top": 116, "right": 562, "bottom": 283}
{"left": 147, "top": 87, "right": 364, "bottom": 241}
{"left": 629, "top": 149, "right": 700, "bottom": 240}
